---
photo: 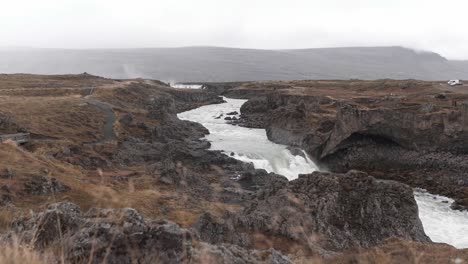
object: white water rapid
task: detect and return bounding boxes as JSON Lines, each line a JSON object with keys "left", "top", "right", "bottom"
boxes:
{"left": 415, "top": 190, "right": 468, "bottom": 249}
{"left": 178, "top": 97, "right": 318, "bottom": 180}
{"left": 178, "top": 97, "right": 468, "bottom": 249}
{"left": 170, "top": 83, "right": 204, "bottom": 89}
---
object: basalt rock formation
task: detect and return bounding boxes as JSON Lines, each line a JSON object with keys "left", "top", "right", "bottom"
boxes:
{"left": 238, "top": 80, "right": 468, "bottom": 209}
{"left": 194, "top": 170, "right": 430, "bottom": 257}
{"left": 1, "top": 76, "right": 465, "bottom": 263}
{"left": 2, "top": 171, "right": 430, "bottom": 263}
{"left": 2, "top": 202, "right": 292, "bottom": 264}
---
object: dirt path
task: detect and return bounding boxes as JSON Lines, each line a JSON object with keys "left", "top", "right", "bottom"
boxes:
{"left": 86, "top": 99, "right": 117, "bottom": 143}
{"left": 85, "top": 86, "right": 117, "bottom": 143}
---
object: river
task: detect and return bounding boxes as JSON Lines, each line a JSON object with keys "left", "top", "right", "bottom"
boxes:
{"left": 178, "top": 97, "right": 468, "bottom": 249}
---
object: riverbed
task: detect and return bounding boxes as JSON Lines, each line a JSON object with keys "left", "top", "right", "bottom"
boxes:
{"left": 178, "top": 97, "right": 468, "bottom": 249}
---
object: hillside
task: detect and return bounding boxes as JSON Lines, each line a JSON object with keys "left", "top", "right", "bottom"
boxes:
{"left": 1, "top": 46, "right": 468, "bottom": 81}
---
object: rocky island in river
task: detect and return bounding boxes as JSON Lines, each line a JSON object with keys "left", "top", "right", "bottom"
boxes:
{"left": 0, "top": 74, "right": 467, "bottom": 263}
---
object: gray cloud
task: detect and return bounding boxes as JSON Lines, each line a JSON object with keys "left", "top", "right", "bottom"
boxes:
{"left": 2, "top": 0, "right": 468, "bottom": 59}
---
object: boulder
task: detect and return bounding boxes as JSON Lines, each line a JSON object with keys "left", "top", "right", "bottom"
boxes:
{"left": 5, "top": 202, "right": 193, "bottom": 264}
{"left": 195, "top": 171, "right": 430, "bottom": 253}
{"left": 4, "top": 202, "right": 292, "bottom": 264}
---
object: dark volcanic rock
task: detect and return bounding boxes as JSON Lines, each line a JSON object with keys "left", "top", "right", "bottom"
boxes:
{"left": 194, "top": 213, "right": 251, "bottom": 247}
{"left": 149, "top": 95, "right": 209, "bottom": 142}
{"left": 321, "top": 102, "right": 468, "bottom": 157}
{"left": 195, "top": 171, "right": 430, "bottom": 254}
{"left": 5, "top": 202, "right": 193, "bottom": 264}
{"left": 4, "top": 202, "right": 292, "bottom": 264}
{"left": 23, "top": 176, "right": 70, "bottom": 195}
{"left": 239, "top": 91, "right": 468, "bottom": 209}
{"left": 238, "top": 97, "right": 269, "bottom": 128}
{"left": 194, "top": 243, "right": 292, "bottom": 264}
{"left": 240, "top": 170, "right": 430, "bottom": 251}
{"left": 162, "top": 87, "right": 225, "bottom": 112}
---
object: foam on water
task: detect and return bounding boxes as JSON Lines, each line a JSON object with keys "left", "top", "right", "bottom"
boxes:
{"left": 414, "top": 190, "right": 468, "bottom": 249}
{"left": 177, "top": 97, "right": 318, "bottom": 180}
{"left": 171, "top": 83, "right": 204, "bottom": 89}
{"left": 178, "top": 96, "right": 468, "bottom": 249}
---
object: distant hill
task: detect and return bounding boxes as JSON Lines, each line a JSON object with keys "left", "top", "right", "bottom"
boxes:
{"left": 1, "top": 46, "right": 468, "bottom": 81}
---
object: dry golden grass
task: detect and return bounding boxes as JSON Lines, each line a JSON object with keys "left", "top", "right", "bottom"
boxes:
{"left": 0, "top": 243, "right": 51, "bottom": 264}
{"left": 0, "top": 141, "right": 230, "bottom": 229}
{"left": 0, "top": 96, "right": 105, "bottom": 143}
{"left": 328, "top": 239, "right": 468, "bottom": 264}
{"left": 0, "top": 74, "right": 113, "bottom": 90}
{"left": 1, "top": 75, "right": 468, "bottom": 263}
{"left": 0, "top": 209, "right": 16, "bottom": 232}
{"left": 235, "top": 79, "right": 468, "bottom": 110}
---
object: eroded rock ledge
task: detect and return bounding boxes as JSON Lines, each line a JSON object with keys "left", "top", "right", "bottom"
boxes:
{"left": 195, "top": 170, "right": 429, "bottom": 257}
{"left": 2, "top": 170, "right": 429, "bottom": 263}
{"left": 236, "top": 80, "right": 468, "bottom": 209}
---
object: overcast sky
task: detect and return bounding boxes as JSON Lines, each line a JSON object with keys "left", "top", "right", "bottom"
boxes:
{"left": 2, "top": 0, "right": 468, "bottom": 59}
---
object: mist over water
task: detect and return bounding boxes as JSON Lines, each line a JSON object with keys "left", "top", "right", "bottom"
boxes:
{"left": 178, "top": 97, "right": 319, "bottom": 180}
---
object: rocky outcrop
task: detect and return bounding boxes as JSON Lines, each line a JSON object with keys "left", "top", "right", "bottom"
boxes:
{"left": 319, "top": 102, "right": 468, "bottom": 208}
{"left": 114, "top": 91, "right": 283, "bottom": 206}
{"left": 239, "top": 90, "right": 468, "bottom": 209}
{"left": 322, "top": 102, "right": 468, "bottom": 158}
{"left": 4, "top": 202, "right": 193, "bottom": 263}
{"left": 3, "top": 202, "right": 291, "bottom": 264}
{"left": 194, "top": 213, "right": 251, "bottom": 247}
{"left": 240, "top": 93, "right": 335, "bottom": 157}
{"left": 194, "top": 243, "right": 292, "bottom": 264}
{"left": 161, "top": 87, "right": 225, "bottom": 112}
{"left": 194, "top": 171, "right": 430, "bottom": 255}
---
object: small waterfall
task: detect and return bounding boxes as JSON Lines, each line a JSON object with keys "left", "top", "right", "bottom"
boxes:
{"left": 178, "top": 96, "right": 468, "bottom": 249}
{"left": 178, "top": 97, "right": 318, "bottom": 180}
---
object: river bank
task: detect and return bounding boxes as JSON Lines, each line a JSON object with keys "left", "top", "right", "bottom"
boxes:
{"left": 179, "top": 96, "right": 468, "bottom": 250}
{"left": 1, "top": 75, "right": 468, "bottom": 263}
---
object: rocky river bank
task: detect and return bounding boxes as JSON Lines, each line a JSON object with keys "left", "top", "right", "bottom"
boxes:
{"left": 229, "top": 80, "right": 468, "bottom": 211}
{"left": 1, "top": 76, "right": 467, "bottom": 263}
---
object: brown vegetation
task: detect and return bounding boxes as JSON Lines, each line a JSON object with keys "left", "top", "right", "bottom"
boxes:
{"left": 0, "top": 74, "right": 467, "bottom": 263}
